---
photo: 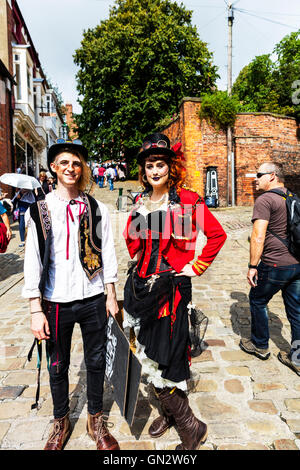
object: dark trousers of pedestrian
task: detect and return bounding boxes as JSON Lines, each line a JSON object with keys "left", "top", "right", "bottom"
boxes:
{"left": 46, "top": 293, "right": 107, "bottom": 419}
{"left": 249, "top": 262, "right": 300, "bottom": 362}
{"left": 99, "top": 176, "right": 104, "bottom": 188}
{"left": 19, "top": 212, "right": 25, "bottom": 242}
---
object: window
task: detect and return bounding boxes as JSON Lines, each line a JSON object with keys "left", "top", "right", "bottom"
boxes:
{"left": 27, "top": 67, "right": 31, "bottom": 91}
{"left": 15, "top": 63, "right": 21, "bottom": 100}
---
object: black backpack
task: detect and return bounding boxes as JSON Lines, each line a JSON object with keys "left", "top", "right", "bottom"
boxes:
{"left": 266, "top": 188, "right": 300, "bottom": 262}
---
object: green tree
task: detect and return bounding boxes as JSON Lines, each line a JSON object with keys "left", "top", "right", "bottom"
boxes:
{"left": 73, "top": 0, "right": 219, "bottom": 160}
{"left": 232, "top": 30, "right": 300, "bottom": 120}
{"left": 199, "top": 90, "right": 240, "bottom": 132}
{"left": 273, "top": 30, "right": 300, "bottom": 119}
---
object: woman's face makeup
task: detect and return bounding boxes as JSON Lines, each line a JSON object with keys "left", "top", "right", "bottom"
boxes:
{"left": 144, "top": 158, "right": 169, "bottom": 189}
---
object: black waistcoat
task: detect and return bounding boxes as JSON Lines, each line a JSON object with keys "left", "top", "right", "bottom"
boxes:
{"left": 29, "top": 193, "right": 103, "bottom": 296}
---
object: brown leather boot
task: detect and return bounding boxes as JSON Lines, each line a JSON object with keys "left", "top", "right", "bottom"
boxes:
{"left": 149, "top": 387, "right": 175, "bottom": 438}
{"left": 87, "top": 411, "right": 120, "bottom": 450}
{"left": 44, "top": 413, "right": 71, "bottom": 450}
{"left": 159, "top": 387, "right": 208, "bottom": 450}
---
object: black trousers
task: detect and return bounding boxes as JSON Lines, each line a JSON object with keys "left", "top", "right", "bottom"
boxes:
{"left": 46, "top": 293, "right": 107, "bottom": 418}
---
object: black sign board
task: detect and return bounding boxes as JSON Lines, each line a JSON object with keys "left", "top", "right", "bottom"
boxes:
{"left": 125, "top": 349, "right": 142, "bottom": 426}
{"left": 105, "top": 314, "right": 141, "bottom": 426}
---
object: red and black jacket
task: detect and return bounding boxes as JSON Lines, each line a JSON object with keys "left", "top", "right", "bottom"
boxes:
{"left": 123, "top": 187, "right": 227, "bottom": 276}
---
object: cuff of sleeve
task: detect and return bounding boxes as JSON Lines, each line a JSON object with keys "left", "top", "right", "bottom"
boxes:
{"left": 192, "top": 259, "right": 210, "bottom": 276}
{"left": 192, "top": 264, "right": 202, "bottom": 276}
{"left": 21, "top": 287, "right": 41, "bottom": 299}
{"left": 104, "top": 277, "right": 118, "bottom": 285}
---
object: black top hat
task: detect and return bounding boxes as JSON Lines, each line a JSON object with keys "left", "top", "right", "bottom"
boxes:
{"left": 47, "top": 139, "right": 88, "bottom": 175}
{"left": 136, "top": 133, "right": 176, "bottom": 164}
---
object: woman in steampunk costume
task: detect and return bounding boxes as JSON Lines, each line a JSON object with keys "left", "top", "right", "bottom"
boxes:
{"left": 123, "top": 133, "right": 227, "bottom": 450}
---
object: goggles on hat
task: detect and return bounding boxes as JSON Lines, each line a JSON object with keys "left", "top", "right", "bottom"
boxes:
{"left": 56, "top": 138, "right": 83, "bottom": 145}
{"left": 142, "top": 140, "right": 168, "bottom": 150}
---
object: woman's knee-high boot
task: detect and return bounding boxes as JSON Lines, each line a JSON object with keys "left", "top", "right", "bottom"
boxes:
{"left": 158, "top": 387, "right": 208, "bottom": 450}
{"left": 148, "top": 387, "right": 175, "bottom": 438}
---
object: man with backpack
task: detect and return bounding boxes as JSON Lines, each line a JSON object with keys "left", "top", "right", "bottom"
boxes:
{"left": 240, "top": 162, "right": 300, "bottom": 376}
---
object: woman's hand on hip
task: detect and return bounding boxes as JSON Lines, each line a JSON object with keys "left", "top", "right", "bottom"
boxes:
{"left": 174, "top": 264, "right": 197, "bottom": 277}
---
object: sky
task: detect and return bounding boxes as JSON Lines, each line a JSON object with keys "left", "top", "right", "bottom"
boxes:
{"left": 17, "top": 0, "right": 300, "bottom": 114}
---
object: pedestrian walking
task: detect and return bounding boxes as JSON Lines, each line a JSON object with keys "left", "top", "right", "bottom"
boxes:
{"left": 123, "top": 133, "right": 227, "bottom": 450}
{"left": 93, "top": 164, "right": 99, "bottom": 185}
{"left": 98, "top": 165, "right": 106, "bottom": 188}
{"left": 240, "top": 162, "right": 300, "bottom": 376}
{"left": 22, "top": 139, "right": 120, "bottom": 451}
{"left": 48, "top": 176, "right": 56, "bottom": 192}
{"left": 12, "top": 189, "right": 35, "bottom": 247}
{"left": 35, "top": 171, "right": 50, "bottom": 201}
{"left": 0, "top": 199, "right": 12, "bottom": 252}
{"left": 117, "top": 165, "right": 126, "bottom": 181}
{"left": 105, "top": 166, "right": 115, "bottom": 191}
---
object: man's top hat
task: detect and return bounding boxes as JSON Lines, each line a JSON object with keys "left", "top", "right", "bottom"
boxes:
{"left": 136, "top": 133, "right": 176, "bottom": 164}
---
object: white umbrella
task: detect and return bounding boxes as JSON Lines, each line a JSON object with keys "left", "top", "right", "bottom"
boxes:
{"left": 0, "top": 173, "right": 41, "bottom": 190}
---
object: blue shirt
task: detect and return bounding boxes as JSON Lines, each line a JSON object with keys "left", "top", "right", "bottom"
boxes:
{"left": 0, "top": 201, "right": 6, "bottom": 215}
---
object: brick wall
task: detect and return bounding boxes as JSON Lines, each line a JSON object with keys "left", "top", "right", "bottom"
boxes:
{"left": 65, "top": 103, "right": 78, "bottom": 139}
{"left": 161, "top": 99, "right": 300, "bottom": 206}
{"left": 0, "top": 3, "right": 14, "bottom": 197}
{"left": 235, "top": 113, "right": 300, "bottom": 205}
{"left": 0, "top": 74, "right": 14, "bottom": 196}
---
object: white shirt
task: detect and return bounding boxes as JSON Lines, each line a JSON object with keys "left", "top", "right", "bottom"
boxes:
{"left": 22, "top": 191, "right": 118, "bottom": 303}
{"left": 105, "top": 168, "right": 115, "bottom": 179}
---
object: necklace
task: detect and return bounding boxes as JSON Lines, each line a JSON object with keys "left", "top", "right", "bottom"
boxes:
{"left": 143, "top": 192, "right": 168, "bottom": 212}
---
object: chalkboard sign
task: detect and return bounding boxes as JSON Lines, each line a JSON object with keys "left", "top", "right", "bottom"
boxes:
{"left": 125, "top": 349, "right": 142, "bottom": 426}
{"left": 105, "top": 314, "right": 141, "bottom": 426}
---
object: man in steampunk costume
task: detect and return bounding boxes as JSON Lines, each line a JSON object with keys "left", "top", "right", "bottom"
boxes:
{"left": 22, "top": 139, "right": 120, "bottom": 450}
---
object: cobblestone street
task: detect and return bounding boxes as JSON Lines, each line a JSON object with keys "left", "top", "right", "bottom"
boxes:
{"left": 0, "top": 180, "right": 300, "bottom": 451}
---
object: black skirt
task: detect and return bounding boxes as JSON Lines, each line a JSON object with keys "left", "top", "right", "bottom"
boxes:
{"left": 123, "top": 267, "right": 192, "bottom": 383}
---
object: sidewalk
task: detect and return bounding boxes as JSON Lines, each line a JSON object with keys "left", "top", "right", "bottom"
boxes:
{"left": 0, "top": 181, "right": 300, "bottom": 450}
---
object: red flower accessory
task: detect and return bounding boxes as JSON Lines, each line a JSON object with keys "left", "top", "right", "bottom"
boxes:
{"left": 171, "top": 142, "right": 185, "bottom": 161}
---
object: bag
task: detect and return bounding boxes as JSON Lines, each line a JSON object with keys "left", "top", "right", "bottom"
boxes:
{"left": 0, "top": 222, "right": 9, "bottom": 253}
{"left": 266, "top": 189, "right": 300, "bottom": 261}
{"left": 13, "top": 209, "right": 19, "bottom": 222}
{"left": 188, "top": 304, "right": 208, "bottom": 357}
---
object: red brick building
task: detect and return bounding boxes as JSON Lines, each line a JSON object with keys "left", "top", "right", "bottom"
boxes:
{"left": 162, "top": 98, "right": 300, "bottom": 206}
{"left": 0, "top": 0, "right": 66, "bottom": 186}
{"left": 0, "top": 59, "right": 14, "bottom": 188}
{"left": 64, "top": 103, "right": 78, "bottom": 140}
{"left": 0, "top": 0, "right": 15, "bottom": 195}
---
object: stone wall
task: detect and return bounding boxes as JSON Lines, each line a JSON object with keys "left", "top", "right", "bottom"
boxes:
{"left": 162, "top": 98, "right": 300, "bottom": 206}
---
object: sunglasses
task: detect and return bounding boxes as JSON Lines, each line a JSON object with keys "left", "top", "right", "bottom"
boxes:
{"left": 56, "top": 138, "right": 83, "bottom": 145}
{"left": 256, "top": 172, "right": 273, "bottom": 179}
{"left": 142, "top": 140, "right": 168, "bottom": 150}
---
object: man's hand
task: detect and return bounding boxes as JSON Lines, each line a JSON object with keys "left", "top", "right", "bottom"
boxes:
{"left": 247, "top": 268, "right": 258, "bottom": 287}
{"left": 105, "top": 283, "right": 119, "bottom": 318}
{"left": 31, "top": 312, "right": 50, "bottom": 341}
{"left": 106, "top": 295, "right": 119, "bottom": 318}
